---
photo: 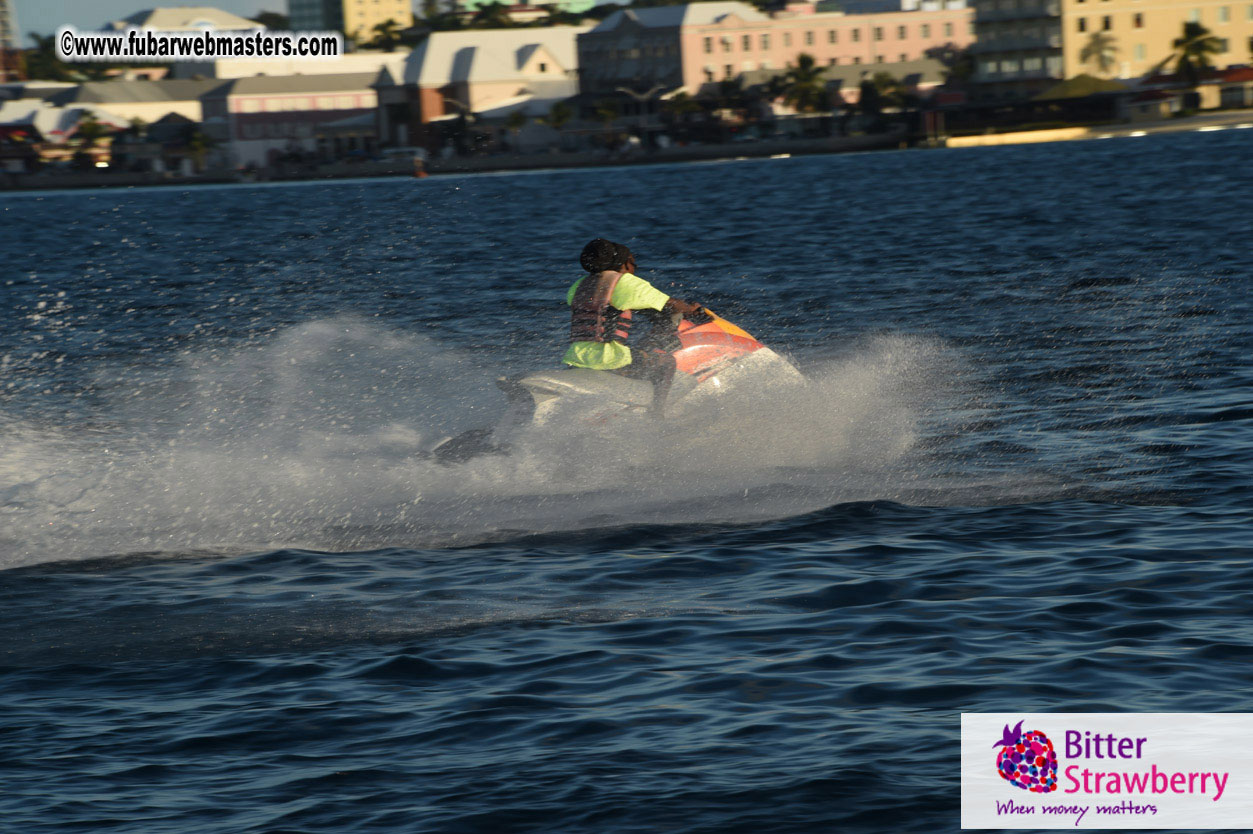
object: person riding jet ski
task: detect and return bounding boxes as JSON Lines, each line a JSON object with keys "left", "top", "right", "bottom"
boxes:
{"left": 565, "top": 238, "right": 704, "bottom": 416}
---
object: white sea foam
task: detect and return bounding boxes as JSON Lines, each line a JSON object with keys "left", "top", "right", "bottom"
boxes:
{"left": 0, "top": 317, "right": 960, "bottom": 568}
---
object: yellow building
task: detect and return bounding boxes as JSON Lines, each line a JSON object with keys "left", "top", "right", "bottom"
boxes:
{"left": 972, "top": 0, "right": 1253, "bottom": 98}
{"left": 289, "top": 0, "right": 414, "bottom": 42}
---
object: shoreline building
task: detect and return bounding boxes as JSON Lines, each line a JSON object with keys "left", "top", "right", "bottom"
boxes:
{"left": 1, "top": 0, "right": 19, "bottom": 82}
{"left": 577, "top": 1, "right": 973, "bottom": 97}
{"left": 200, "top": 72, "right": 383, "bottom": 165}
{"left": 104, "top": 7, "right": 262, "bottom": 31}
{"left": 972, "top": 0, "right": 1253, "bottom": 100}
{"left": 171, "top": 50, "right": 410, "bottom": 80}
{"left": 456, "top": 0, "right": 598, "bottom": 11}
{"left": 289, "top": 0, "right": 414, "bottom": 42}
{"left": 48, "top": 79, "right": 225, "bottom": 122}
{"left": 375, "top": 26, "right": 587, "bottom": 150}
{"left": 1, "top": 0, "right": 17, "bottom": 48}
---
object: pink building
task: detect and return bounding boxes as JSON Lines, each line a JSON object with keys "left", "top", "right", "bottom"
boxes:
{"left": 200, "top": 73, "right": 382, "bottom": 166}
{"left": 578, "top": 1, "right": 974, "bottom": 95}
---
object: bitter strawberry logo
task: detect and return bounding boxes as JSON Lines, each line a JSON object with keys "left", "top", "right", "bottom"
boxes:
{"left": 993, "top": 720, "right": 1058, "bottom": 793}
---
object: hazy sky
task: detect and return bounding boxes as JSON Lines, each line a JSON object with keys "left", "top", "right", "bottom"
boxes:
{"left": 11, "top": 0, "right": 303, "bottom": 45}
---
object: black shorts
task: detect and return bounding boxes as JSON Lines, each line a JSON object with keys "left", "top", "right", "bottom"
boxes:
{"left": 614, "top": 349, "right": 676, "bottom": 384}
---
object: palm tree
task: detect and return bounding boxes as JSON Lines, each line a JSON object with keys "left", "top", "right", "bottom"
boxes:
{"left": 1169, "top": 21, "right": 1225, "bottom": 87}
{"left": 781, "top": 53, "right": 827, "bottom": 113}
{"left": 186, "top": 131, "right": 212, "bottom": 172}
{"left": 537, "top": 101, "right": 573, "bottom": 149}
{"left": 594, "top": 98, "right": 621, "bottom": 143}
{"left": 25, "top": 33, "right": 74, "bottom": 81}
{"left": 370, "top": 18, "right": 402, "bottom": 52}
{"left": 470, "top": 2, "right": 514, "bottom": 29}
{"left": 871, "top": 71, "right": 905, "bottom": 109}
{"left": 505, "top": 108, "right": 527, "bottom": 145}
{"left": 661, "top": 91, "right": 701, "bottom": 122}
{"left": 538, "top": 101, "right": 573, "bottom": 131}
{"left": 926, "top": 44, "right": 976, "bottom": 87}
{"left": 1080, "top": 32, "right": 1119, "bottom": 77}
{"left": 75, "top": 115, "right": 106, "bottom": 148}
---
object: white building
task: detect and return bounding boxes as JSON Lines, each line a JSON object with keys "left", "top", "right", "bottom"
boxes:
{"left": 375, "top": 26, "right": 588, "bottom": 150}
{"left": 105, "top": 7, "right": 262, "bottom": 32}
{"left": 171, "top": 50, "right": 410, "bottom": 81}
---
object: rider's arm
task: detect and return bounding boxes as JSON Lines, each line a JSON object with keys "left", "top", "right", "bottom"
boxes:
{"left": 663, "top": 298, "right": 703, "bottom": 316}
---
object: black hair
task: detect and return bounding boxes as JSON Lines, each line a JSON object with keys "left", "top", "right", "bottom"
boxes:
{"left": 580, "top": 238, "right": 632, "bottom": 273}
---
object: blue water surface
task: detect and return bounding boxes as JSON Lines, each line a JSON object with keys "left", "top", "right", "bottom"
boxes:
{"left": 1, "top": 130, "right": 1251, "bottom": 832}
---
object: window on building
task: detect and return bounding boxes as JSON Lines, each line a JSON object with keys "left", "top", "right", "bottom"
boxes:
{"left": 1188, "top": 9, "right": 1200, "bottom": 22}
{"left": 1248, "top": 4, "right": 1253, "bottom": 21}
{"left": 921, "top": 23, "right": 930, "bottom": 38}
{"left": 897, "top": 52, "right": 906, "bottom": 61}
{"left": 742, "top": 34, "right": 751, "bottom": 50}
{"left": 944, "top": 22, "right": 952, "bottom": 37}
{"left": 704, "top": 67, "right": 714, "bottom": 81}
{"left": 874, "top": 27, "right": 884, "bottom": 41}
{"left": 1102, "top": 15, "right": 1111, "bottom": 30}
{"left": 784, "top": 32, "right": 792, "bottom": 46}
{"left": 852, "top": 29, "right": 861, "bottom": 42}
{"left": 875, "top": 54, "right": 884, "bottom": 63}
{"left": 724, "top": 64, "right": 733, "bottom": 77}
{"left": 829, "top": 57, "right": 837, "bottom": 65}
{"left": 1219, "top": 6, "right": 1230, "bottom": 22}
{"left": 761, "top": 33, "right": 770, "bottom": 49}
{"left": 980, "top": 59, "right": 997, "bottom": 76}
{"left": 1218, "top": 37, "right": 1230, "bottom": 51}
{"left": 703, "top": 36, "right": 712, "bottom": 53}
{"left": 1077, "top": 17, "right": 1087, "bottom": 32}
{"left": 1133, "top": 43, "right": 1145, "bottom": 60}
{"left": 828, "top": 29, "right": 836, "bottom": 43}
{"left": 1133, "top": 12, "right": 1143, "bottom": 28}
{"left": 1024, "top": 56, "right": 1042, "bottom": 71}
{"left": 853, "top": 55, "right": 862, "bottom": 63}
{"left": 538, "top": 62, "right": 547, "bottom": 72}
{"left": 805, "top": 30, "right": 814, "bottom": 45}
{"left": 1001, "top": 59, "right": 1020, "bottom": 74}
{"left": 897, "top": 25, "right": 906, "bottom": 39}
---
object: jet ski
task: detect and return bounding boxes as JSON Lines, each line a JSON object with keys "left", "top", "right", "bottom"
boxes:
{"left": 428, "top": 309, "right": 803, "bottom": 463}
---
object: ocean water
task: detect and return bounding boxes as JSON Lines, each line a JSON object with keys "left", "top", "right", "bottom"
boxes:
{"left": 1, "top": 131, "right": 1250, "bottom": 832}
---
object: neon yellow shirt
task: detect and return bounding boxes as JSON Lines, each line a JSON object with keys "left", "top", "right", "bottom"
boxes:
{"left": 562, "top": 272, "right": 671, "bottom": 370}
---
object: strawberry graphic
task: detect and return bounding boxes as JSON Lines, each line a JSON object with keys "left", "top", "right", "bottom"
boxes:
{"left": 993, "top": 720, "right": 1058, "bottom": 793}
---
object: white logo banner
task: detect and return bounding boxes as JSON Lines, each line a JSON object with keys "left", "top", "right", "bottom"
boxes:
{"left": 961, "top": 713, "right": 1253, "bottom": 829}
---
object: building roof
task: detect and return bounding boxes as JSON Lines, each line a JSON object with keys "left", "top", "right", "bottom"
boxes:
{"left": 1033, "top": 74, "right": 1128, "bottom": 101}
{"left": 0, "top": 98, "right": 131, "bottom": 140}
{"left": 50, "top": 79, "right": 225, "bottom": 105}
{"left": 106, "top": 7, "right": 261, "bottom": 31}
{"left": 589, "top": 2, "right": 769, "bottom": 32}
{"left": 401, "top": 26, "right": 588, "bottom": 86}
{"left": 210, "top": 72, "right": 385, "bottom": 97}
{"left": 1142, "top": 66, "right": 1253, "bottom": 87}
{"left": 0, "top": 81, "right": 78, "bottom": 103}
{"left": 1217, "top": 66, "right": 1253, "bottom": 83}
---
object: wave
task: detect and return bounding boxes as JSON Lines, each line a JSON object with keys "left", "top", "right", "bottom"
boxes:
{"left": 0, "top": 316, "right": 1024, "bottom": 568}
